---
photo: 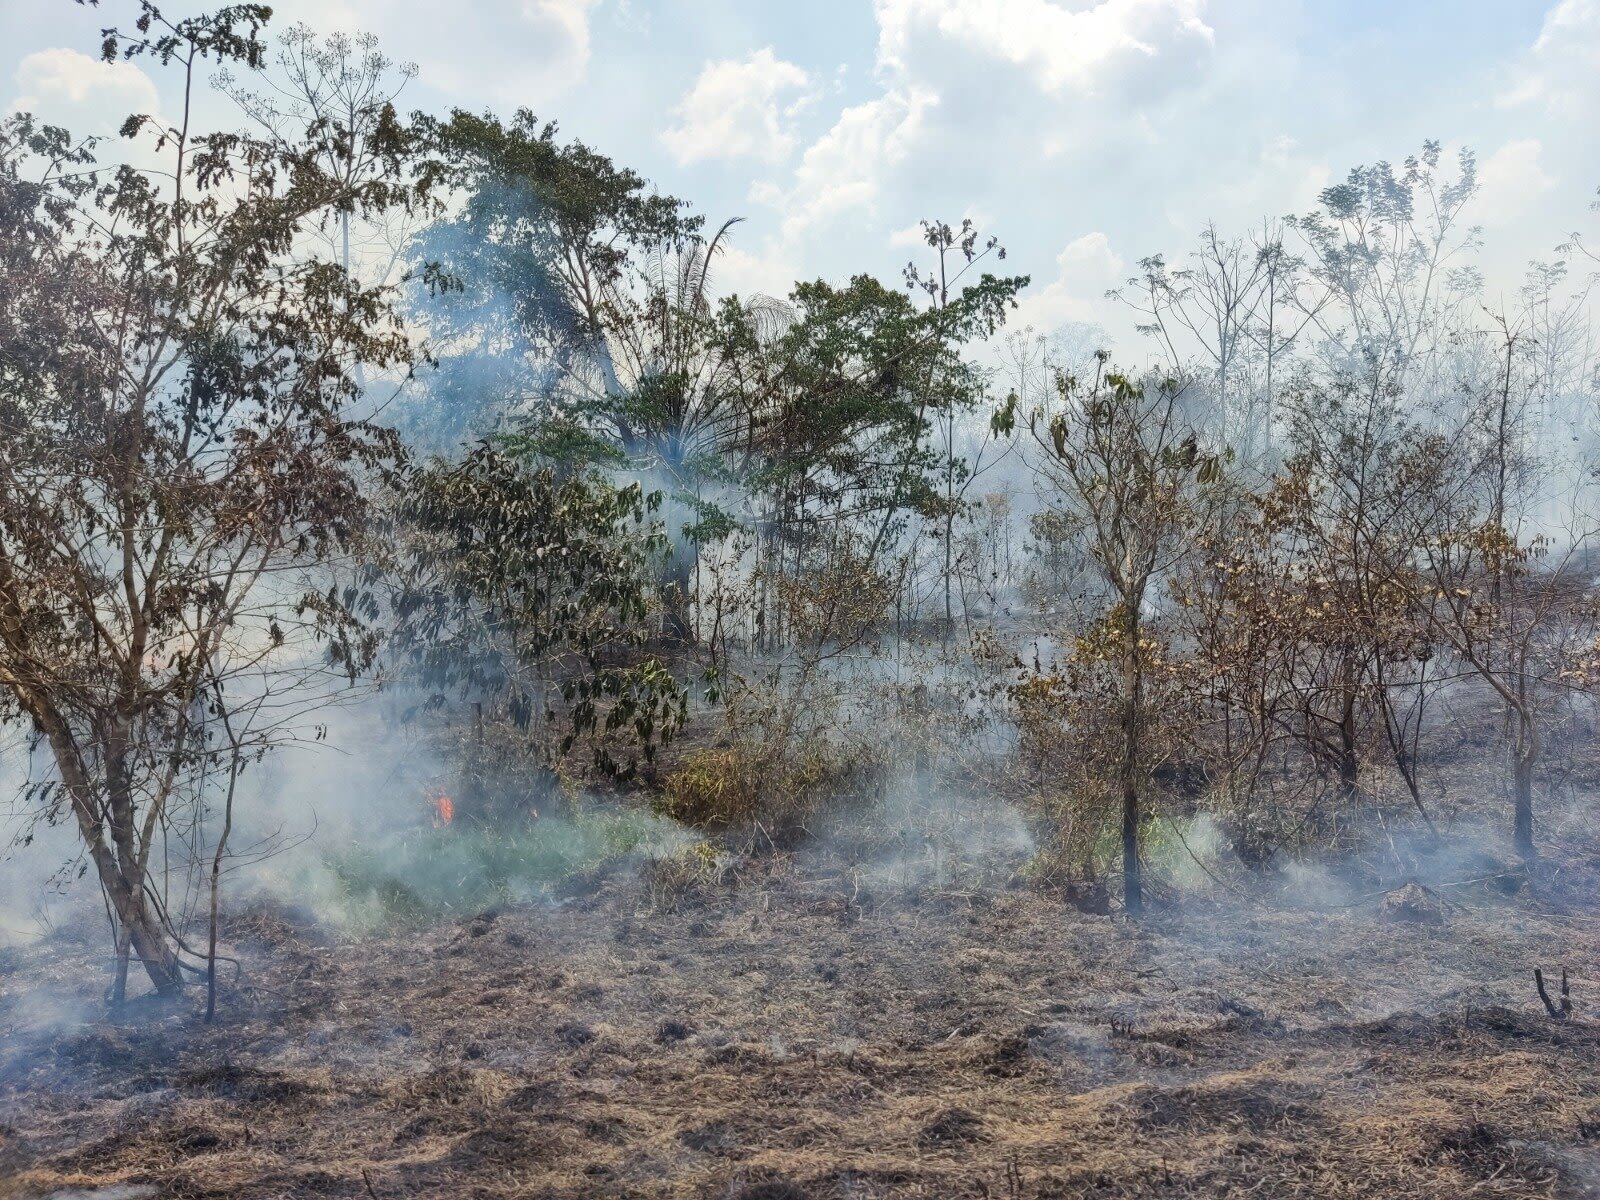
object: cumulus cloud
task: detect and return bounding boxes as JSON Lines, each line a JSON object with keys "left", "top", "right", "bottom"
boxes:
{"left": 1475, "top": 138, "right": 1558, "bottom": 226}
{"left": 751, "top": 0, "right": 1217, "bottom": 286}
{"left": 8, "top": 47, "right": 160, "bottom": 137}
{"left": 875, "top": 0, "right": 1215, "bottom": 99}
{"left": 267, "top": 0, "right": 599, "bottom": 105}
{"left": 758, "top": 85, "right": 939, "bottom": 238}
{"left": 1500, "top": 0, "right": 1600, "bottom": 114}
{"left": 1018, "top": 231, "right": 1125, "bottom": 330}
{"left": 705, "top": 238, "right": 805, "bottom": 301}
{"left": 661, "top": 48, "right": 810, "bottom": 165}
{"left": 520, "top": 0, "right": 601, "bottom": 86}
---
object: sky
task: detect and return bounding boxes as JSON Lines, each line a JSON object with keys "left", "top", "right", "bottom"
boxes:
{"left": 3, "top": 0, "right": 1597, "bottom": 352}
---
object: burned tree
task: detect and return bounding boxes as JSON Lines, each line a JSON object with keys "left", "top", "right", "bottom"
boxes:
{"left": 1021, "top": 356, "right": 1218, "bottom": 913}
{"left": 0, "top": 3, "right": 422, "bottom": 995}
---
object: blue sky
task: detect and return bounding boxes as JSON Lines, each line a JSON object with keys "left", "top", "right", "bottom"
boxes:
{"left": 4, "top": 0, "right": 1594, "bottom": 351}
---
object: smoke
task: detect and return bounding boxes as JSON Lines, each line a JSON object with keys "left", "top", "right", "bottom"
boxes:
{"left": 0, "top": 675, "right": 694, "bottom": 966}
{"left": 0, "top": 732, "right": 102, "bottom": 949}
{"left": 397, "top": 179, "right": 588, "bottom": 456}
{"left": 199, "top": 687, "right": 693, "bottom": 934}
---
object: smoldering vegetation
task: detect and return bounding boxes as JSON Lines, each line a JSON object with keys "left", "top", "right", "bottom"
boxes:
{"left": 8, "top": 675, "right": 1600, "bottom": 1198}
{"left": 5, "top": 4, "right": 1600, "bottom": 1198}
{"left": 6, "top": 792, "right": 1600, "bottom": 1199}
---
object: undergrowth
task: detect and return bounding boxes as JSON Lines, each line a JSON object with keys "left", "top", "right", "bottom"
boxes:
{"left": 318, "top": 806, "right": 685, "bottom": 934}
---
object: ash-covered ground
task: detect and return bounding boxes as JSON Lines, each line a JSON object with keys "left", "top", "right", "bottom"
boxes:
{"left": 3, "top": 822, "right": 1600, "bottom": 1200}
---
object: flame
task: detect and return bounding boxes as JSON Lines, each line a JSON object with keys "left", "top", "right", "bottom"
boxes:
{"left": 432, "top": 792, "right": 454, "bottom": 827}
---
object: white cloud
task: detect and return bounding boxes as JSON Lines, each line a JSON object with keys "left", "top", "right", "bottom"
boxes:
{"left": 661, "top": 48, "right": 810, "bottom": 165}
{"left": 1018, "top": 231, "right": 1125, "bottom": 330}
{"left": 753, "top": 0, "right": 1215, "bottom": 286}
{"left": 266, "top": 0, "right": 599, "bottom": 105}
{"left": 706, "top": 238, "right": 805, "bottom": 301}
{"left": 1475, "top": 138, "right": 1558, "bottom": 226}
{"left": 8, "top": 47, "right": 160, "bottom": 137}
{"left": 1501, "top": 0, "right": 1600, "bottom": 114}
{"left": 520, "top": 0, "right": 600, "bottom": 86}
{"left": 762, "top": 85, "right": 939, "bottom": 238}
{"left": 875, "top": 0, "right": 1215, "bottom": 98}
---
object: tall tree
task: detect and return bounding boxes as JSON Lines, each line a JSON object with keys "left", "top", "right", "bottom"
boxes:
{"left": 902, "top": 217, "right": 1012, "bottom": 638}
{"left": 1289, "top": 141, "right": 1481, "bottom": 386}
{"left": 1022, "top": 356, "right": 1218, "bottom": 913}
{"left": 0, "top": 3, "right": 422, "bottom": 995}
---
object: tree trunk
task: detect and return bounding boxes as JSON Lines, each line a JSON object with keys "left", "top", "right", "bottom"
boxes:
{"left": 111, "top": 925, "right": 132, "bottom": 1006}
{"left": 1121, "top": 607, "right": 1144, "bottom": 916}
{"left": 1512, "top": 747, "right": 1536, "bottom": 861}
{"left": 36, "top": 710, "right": 184, "bottom": 996}
{"left": 662, "top": 546, "right": 695, "bottom": 646}
{"left": 207, "top": 725, "right": 240, "bottom": 1023}
{"left": 1337, "top": 685, "right": 1359, "bottom": 805}
{"left": 106, "top": 868, "right": 183, "bottom": 996}
{"left": 942, "top": 507, "right": 955, "bottom": 642}
{"left": 1337, "top": 729, "right": 1358, "bottom": 805}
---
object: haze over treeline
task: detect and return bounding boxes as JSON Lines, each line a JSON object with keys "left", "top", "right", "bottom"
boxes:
{"left": 0, "top": 0, "right": 1598, "bottom": 1002}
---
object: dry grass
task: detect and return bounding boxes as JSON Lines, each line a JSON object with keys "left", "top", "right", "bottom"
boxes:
{"left": 3, "top": 813, "right": 1600, "bottom": 1198}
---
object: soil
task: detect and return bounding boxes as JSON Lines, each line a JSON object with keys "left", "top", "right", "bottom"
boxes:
{"left": 4, "top": 830, "right": 1600, "bottom": 1199}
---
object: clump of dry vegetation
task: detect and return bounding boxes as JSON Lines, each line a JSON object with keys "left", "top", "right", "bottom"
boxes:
{"left": 657, "top": 739, "right": 889, "bottom": 843}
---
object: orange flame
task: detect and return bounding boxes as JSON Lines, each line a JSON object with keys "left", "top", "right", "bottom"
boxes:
{"left": 432, "top": 793, "right": 455, "bottom": 827}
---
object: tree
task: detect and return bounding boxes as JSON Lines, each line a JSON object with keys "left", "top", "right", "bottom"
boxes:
{"left": 1288, "top": 141, "right": 1481, "bottom": 386}
{"left": 0, "top": 3, "right": 422, "bottom": 996}
{"left": 1020, "top": 355, "right": 1218, "bottom": 913}
{"left": 1172, "top": 372, "right": 1448, "bottom": 856}
{"left": 220, "top": 22, "right": 420, "bottom": 287}
{"left": 1262, "top": 370, "right": 1446, "bottom": 816}
{"left": 738, "top": 260, "right": 1024, "bottom": 645}
{"left": 1113, "top": 221, "right": 1316, "bottom": 466}
{"left": 902, "top": 217, "right": 1013, "bottom": 638}
{"left": 1388, "top": 319, "right": 1593, "bottom": 860}
{"left": 413, "top": 110, "right": 765, "bottom": 639}
{"left": 407, "top": 109, "right": 696, "bottom": 455}
{"left": 386, "top": 446, "right": 687, "bottom": 784}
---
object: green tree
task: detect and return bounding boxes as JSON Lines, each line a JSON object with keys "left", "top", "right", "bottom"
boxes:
{"left": 412, "top": 114, "right": 1027, "bottom": 648}
{"left": 387, "top": 446, "right": 686, "bottom": 782}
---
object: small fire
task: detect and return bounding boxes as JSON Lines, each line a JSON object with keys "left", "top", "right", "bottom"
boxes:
{"left": 432, "top": 792, "right": 455, "bottom": 827}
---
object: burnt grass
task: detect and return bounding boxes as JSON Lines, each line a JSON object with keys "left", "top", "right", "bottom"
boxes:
{"left": 4, "top": 837, "right": 1600, "bottom": 1198}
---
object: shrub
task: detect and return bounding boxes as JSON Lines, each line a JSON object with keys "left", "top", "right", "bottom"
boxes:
{"left": 655, "top": 740, "right": 888, "bottom": 845}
